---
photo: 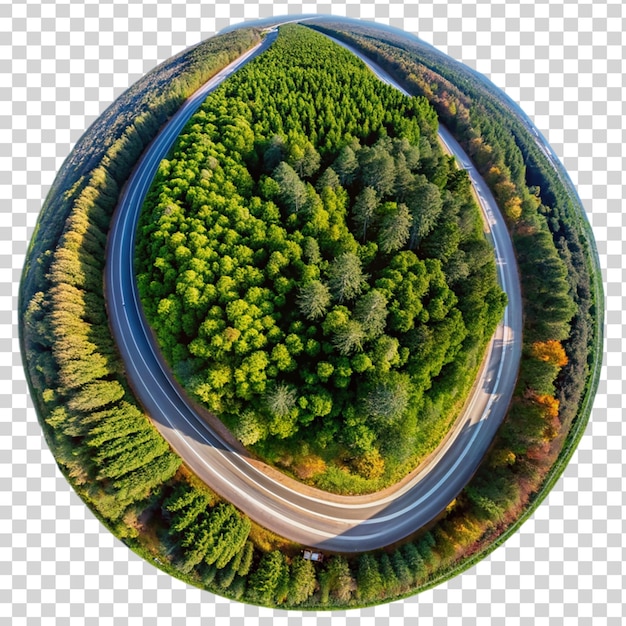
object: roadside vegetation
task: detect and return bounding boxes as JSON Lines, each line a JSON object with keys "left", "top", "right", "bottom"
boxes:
{"left": 136, "top": 25, "right": 505, "bottom": 493}
{"left": 19, "top": 21, "right": 602, "bottom": 610}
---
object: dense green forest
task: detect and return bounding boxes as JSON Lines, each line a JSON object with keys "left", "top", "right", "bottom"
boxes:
{"left": 309, "top": 22, "right": 597, "bottom": 427}
{"left": 136, "top": 25, "right": 505, "bottom": 492}
{"left": 307, "top": 18, "right": 602, "bottom": 586}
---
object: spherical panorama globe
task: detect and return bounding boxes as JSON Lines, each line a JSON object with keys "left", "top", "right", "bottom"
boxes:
{"left": 19, "top": 15, "right": 602, "bottom": 609}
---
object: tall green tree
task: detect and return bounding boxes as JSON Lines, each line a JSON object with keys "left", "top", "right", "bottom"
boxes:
{"left": 364, "top": 373, "right": 410, "bottom": 425}
{"left": 351, "top": 186, "right": 378, "bottom": 241}
{"left": 248, "top": 550, "right": 289, "bottom": 606}
{"left": 390, "top": 550, "right": 413, "bottom": 590}
{"left": 319, "top": 556, "right": 355, "bottom": 605}
{"left": 272, "top": 162, "right": 308, "bottom": 214}
{"left": 288, "top": 139, "right": 321, "bottom": 178}
{"left": 332, "top": 319, "right": 366, "bottom": 355}
{"left": 359, "top": 141, "right": 396, "bottom": 196}
{"left": 357, "top": 553, "right": 383, "bottom": 602}
{"left": 327, "top": 252, "right": 367, "bottom": 303}
{"left": 406, "top": 177, "right": 443, "bottom": 248}
{"left": 297, "top": 280, "right": 332, "bottom": 320}
{"left": 263, "top": 135, "right": 287, "bottom": 172}
{"left": 265, "top": 383, "right": 297, "bottom": 419}
{"left": 354, "top": 289, "right": 388, "bottom": 338}
{"left": 333, "top": 143, "right": 359, "bottom": 185}
{"left": 377, "top": 202, "right": 411, "bottom": 254}
{"left": 287, "top": 556, "right": 317, "bottom": 606}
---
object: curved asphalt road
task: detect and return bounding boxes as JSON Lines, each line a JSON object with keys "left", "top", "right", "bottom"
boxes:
{"left": 105, "top": 30, "right": 522, "bottom": 552}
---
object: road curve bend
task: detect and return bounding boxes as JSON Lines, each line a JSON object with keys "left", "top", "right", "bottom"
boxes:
{"left": 105, "top": 30, "right": 522, "bottom": 552}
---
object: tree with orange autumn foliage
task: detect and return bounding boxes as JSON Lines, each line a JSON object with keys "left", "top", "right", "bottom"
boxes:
{"left": 532, "top": 393, "right": 560, "bottom": 419}
{"left": 531, "top": 340, "right": 569, "bottom": 368}
{"left": 522, "top": 339, "right": 570, "bottom": 396}
{"left": 532, "top": 393, "right": 561, "bottom": 441}
{"left": 444, "top": 511, "right": 488, "bottom": 550}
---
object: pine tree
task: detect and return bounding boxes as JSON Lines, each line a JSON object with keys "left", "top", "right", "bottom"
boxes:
{"left": 357, "top": 553, "right": 383, "bottom": 602}
{"left": 265, "top": 383, "right": 297, "bottom": 419}
{"left": 351, "top": 186, "right": 378, "bottom": 241}
{"left": 248, "top": 550, "right": 289, "bottom": 606}
{"left": 297, "top": 280, "right": 331, "bottom": 320}
{"left": 327, "top": 252, "right": 367, "bottom": 303}
{"left": 354, "top": 289, "right": 388, "bottom": 338}
{"left": 364, "top": 373, "right": 410, "bottom": 425}
{"left": 332, "top": 320, "right": 365, "bottom": 355}
{"left": 287, "top": 556, "right": 317, "bottom": 606}
{"left": 333, "top": 144, "right": 359, "bottom": 185}
{"left": 272, "top": 162, "right": 308, "bottom": 214}
{"left": 379, "top": 552, "right": 399, "bottom": 596}
{"left": 377, "top": 202, "right": 411, "bottom": 254}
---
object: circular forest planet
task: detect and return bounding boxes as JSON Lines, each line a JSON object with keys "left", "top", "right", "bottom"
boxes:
{"left": 20, "top": 17, "right": 602, "bottom": 608}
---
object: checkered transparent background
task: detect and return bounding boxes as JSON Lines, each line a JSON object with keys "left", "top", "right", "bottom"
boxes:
{"left": 3, "top": 0, "right": 624, "bottom": 623}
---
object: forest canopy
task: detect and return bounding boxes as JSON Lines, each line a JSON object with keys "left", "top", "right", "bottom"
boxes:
{"left": 136, "top": 25, "right": 505, "bottom": 488}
